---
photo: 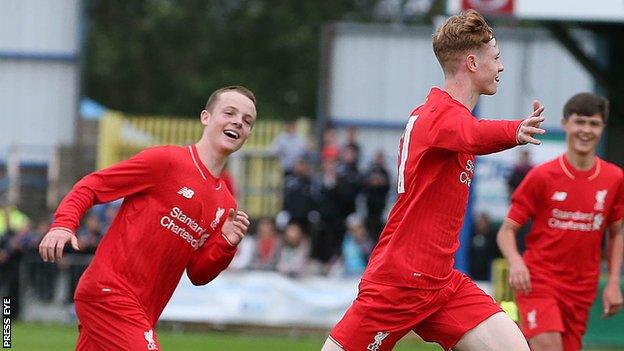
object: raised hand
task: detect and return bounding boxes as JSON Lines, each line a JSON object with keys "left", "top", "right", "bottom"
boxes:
{"left": 517, "top": 100, "right": 546, "bottom": 145}
{"left": 221, "top": 209, "right": 250, "bottom": 246}
{"left": 39, "top": 228, "right": 80, "bottom": 263}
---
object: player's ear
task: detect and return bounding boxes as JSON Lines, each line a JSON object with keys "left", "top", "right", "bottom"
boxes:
{"left": 466, "top": 54, "right": 478, "bottom": 73}
{"left": 200, "top": 109, "right": 211, "bottom": 126}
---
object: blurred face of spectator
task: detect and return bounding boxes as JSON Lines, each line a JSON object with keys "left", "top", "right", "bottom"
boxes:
{"left": 322, "top": 158, "right": 337, "bottom": 174}
{"left": 476, "top": 213, "right": 491, "bottom": 235}
{"left": 323, "top": 128, "right": 336, "bottom": 145}
{"left": 86, "top": 214, "right": 100, "bottom": 231}
{"left": 374, "top": 151, "right": 385, "bottom": 166}
{"left": 347, "top": 127, "right": 358, "bottom": 143}
{"left": 106, "top": 205, "right": 120, "bottom": 220}
{"left": 257, "top": 219, "right": 276, "bottom": 238}
{"left": 285, "top": 121, "right": 297, "bottom": 134}
{"left": 349, "top": 221, "right": 367, "bottom": 241}
{"left": 293, "top": 158, "right": 310, "bottom": 176}
{"left": 341, "top": 146, "right": 357, "bottom": 165}
{"left": 36, "top": 220, "right": 50, "bottom": 235}
{"left": 518, "top": 151, "right": 530, "bottom": 166}
{"left": 284, "top": 223, "right": 304, "bottom": 246}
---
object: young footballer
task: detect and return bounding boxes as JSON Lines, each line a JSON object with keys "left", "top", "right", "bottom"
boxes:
{"left": 322, "top": 10, "right": 545, "bottom": 351}
{"left": 497, "top": 92, "right": 623, "bottom": 351}
{"left": 39, "top": 86, "right": 256, "bottom": 350}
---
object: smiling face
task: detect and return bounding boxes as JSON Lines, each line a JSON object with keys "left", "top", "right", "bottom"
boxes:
{"left": 201, "top": 90, "right": 257, "bottom": 155}
{"left": 472, "top": 38, "right": 504, "bottom": 95}
{"left": 562, "top": 113, "right": 605, "bottom": 156}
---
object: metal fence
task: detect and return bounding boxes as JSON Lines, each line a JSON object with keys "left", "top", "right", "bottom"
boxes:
{"left": 97, "top": 112, "right": 311, "bottom": 218}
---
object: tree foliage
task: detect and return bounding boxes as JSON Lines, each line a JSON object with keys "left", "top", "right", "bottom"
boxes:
{"left": 84, "top": 0, "right": 380, "bottom": 119}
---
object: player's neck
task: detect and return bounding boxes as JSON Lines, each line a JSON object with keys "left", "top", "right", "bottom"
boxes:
{"left": 565, "top": 150, "right": 596, "bottom": 171}
{"left": 443, "top": 78, "right": 479, "bottom": 111}
{"left": 194, "top": 140, "right": 227, "bottom": 178}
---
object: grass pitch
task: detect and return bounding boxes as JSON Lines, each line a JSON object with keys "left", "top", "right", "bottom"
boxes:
{"left": 11, "top": 322, "right": 441, "bottom": 350}
{"left": 12, "top": 322, "right": 621, "bottom": 350}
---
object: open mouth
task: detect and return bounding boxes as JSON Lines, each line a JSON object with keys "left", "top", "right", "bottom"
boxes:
{"left": 495, "top": 76, "right": 500, "bottom": 82}
{"left": 223, "top": 130, "right": 240, "bottom": 140}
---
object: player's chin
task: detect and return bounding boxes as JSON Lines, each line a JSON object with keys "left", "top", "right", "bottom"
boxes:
{"left": 480, "top": 84, "right": 498, "bottom": 96}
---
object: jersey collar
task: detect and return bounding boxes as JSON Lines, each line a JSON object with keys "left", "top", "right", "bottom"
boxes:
{"left": 188, "top": 144, "right": 221, "bottom": 183}
{"left": 558, "top": 154, "right": 601, "bottom": 181}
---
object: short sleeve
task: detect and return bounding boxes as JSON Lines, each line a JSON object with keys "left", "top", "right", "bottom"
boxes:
{"left": 506, "top": 168, "right": 541, "bottom": 226}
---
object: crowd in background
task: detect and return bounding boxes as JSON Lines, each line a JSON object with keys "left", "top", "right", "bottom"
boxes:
{"left": 0, "top": 124, "right": 532, "bottom": 318}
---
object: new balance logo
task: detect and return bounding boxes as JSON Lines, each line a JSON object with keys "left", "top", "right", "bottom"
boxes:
{"left": 177, "top": 187, "right": 195, "bottom": 199}
{"left": 551, "top": 191, "right": 567, "bottom": 201}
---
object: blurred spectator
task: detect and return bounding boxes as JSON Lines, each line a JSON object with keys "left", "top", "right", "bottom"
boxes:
{"left": 276, "top": 221, "right": 310, "bottom": 277}
{"left": 363, "top": 150, "right": 390, "bottom": 242}
{"left": 321, "top": 127, "right": 340, "bottom": 162}
{"left": 468, "top": 212, "right": 500, "bottom": 280}
{"left": 76, "top": 213, "right": 103, "bottom": 254}
{"left": 0, "top": 209, "right": 37, "bottom": 318}
{"left": 282, "top": 157, "right": 315, "bottom": 230}
{"left": 0, "top": 203, "right": 29, "bottom": 239}
{"left": 250, "top": 218, "right": 281, "bottom": 270}
{"left": 67, "top": 213, "right": 102, "bottom": 303}
{"left": 229, "top": 226, "right": 256, "bottom": 271}
{"left": 311, "top": 158, "right": 346, "bottom": 263}
{"left": 344, "top": 126, "right": 361, "bottom": 167}
{"left": 29, "top": 218, "right": 57, "bottom": 302}
{"left": 99, "top": 200, "right": 122, "bottom": 234}
{"left": 269, "top": 120, "right": 307, "bottom": 177}
{"left": 507, "top": 150, "right": 532, "bottom": 196}
{"left": 220, "top": 162, "right": 237, "bottom": 197}
{"left": 340, "top": 214, "right": 373, "bottom": 276}
{"left": 506, "top": 150, "right": 533, "bottom": 253}
{"left": 336, "top": 145, "right": 363, "bottom": 221}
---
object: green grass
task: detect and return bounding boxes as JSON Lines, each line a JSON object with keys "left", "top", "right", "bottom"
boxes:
{"left": 11, "top": 322, "right": 621, "bottom": 350}
{"left": 11, "top": 322, "right": 440, "bottom": 351}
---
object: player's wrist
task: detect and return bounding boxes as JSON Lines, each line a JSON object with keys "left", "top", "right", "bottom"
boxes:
{"left": 507, "top": 255, "right": 524, "bottom": 266}
{"left": 606, "top": 275, "right": 621, "bottom": 286}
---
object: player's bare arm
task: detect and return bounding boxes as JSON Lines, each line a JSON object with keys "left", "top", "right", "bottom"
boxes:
{"left": 517, "top": 100, "right": 546, "bottom": 145}
{"left": 39, "top": 228, "right": 80, "bottom": 263}
{"left": 497, "top": 219, "right": 531, "bottom": 295}
{"left": 603, "top": 220, "right": 623, "bottom": 318}
{"left": 221, "top": 209, "right": 250, "bottom": 246}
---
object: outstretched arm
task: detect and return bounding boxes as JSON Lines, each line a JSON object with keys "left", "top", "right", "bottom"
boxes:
{"left": 186, "top": 209, "right": 250, "bottom": 285}
{"left": 431, "top": 100, "right": 545, "bottom": 155}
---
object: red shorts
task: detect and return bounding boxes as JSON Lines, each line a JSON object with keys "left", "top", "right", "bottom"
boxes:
{"left": 75, "top": 299, "right": 161, "bottom": 351}
{"left": 516, "top": 290, "right": 591, "bottom": 351}
{"left": 329, "top": 270, "right": 502, "bottom": 351}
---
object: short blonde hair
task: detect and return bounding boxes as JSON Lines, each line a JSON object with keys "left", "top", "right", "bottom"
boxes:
{"left": 432, "top": 10, "right": 494, "bottom": 75}
{"left": 205, "top": 85, "right": 256, "bottom": 112}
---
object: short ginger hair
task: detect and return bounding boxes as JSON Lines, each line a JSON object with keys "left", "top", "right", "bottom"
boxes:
{"left": 432, "top": 10, "right": 494, "bottom": 75}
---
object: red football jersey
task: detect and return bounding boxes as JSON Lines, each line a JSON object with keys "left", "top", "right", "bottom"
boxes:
{"left": 363, "top": 88, "right": 523, "bottom": 289}
{"left": 507, "top": 155, "right": 624, "bottom": 300}
{"left": 51, "top": 145, "right": 238, "bottom": 325}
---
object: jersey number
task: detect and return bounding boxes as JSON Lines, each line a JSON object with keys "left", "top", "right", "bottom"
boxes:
{"left": 398, "top": 115, "right": 418, "bottom": 194}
